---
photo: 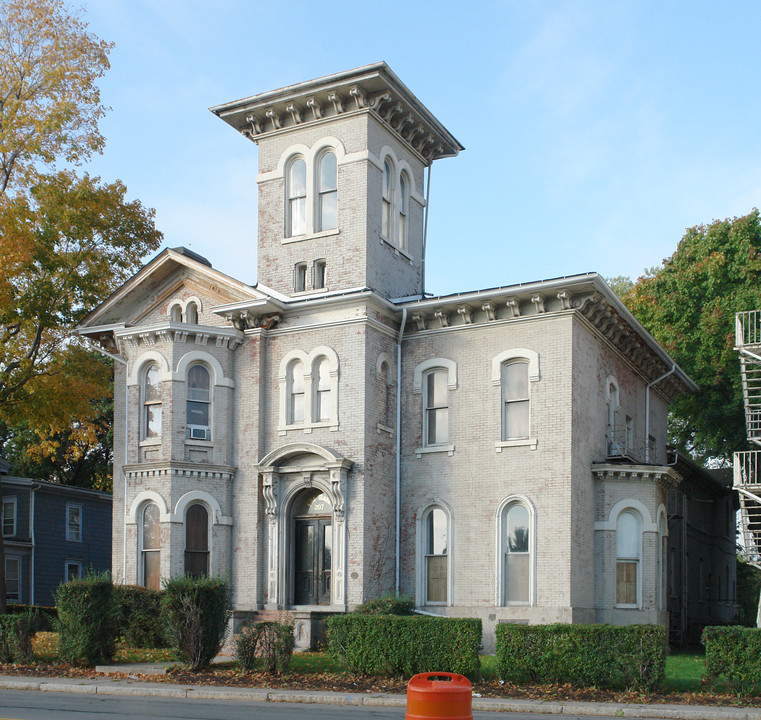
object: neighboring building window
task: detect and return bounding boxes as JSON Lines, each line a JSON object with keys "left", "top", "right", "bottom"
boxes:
{"left": 65, "top": 561, "right": 82, "bottom": 582}
{"left": 186, "top": 365, "right": 211, "bottom": 440}
{"left": 141, "top": 502, "right": 161, "bottom": 591}
{"left": 314, "top": 259, "right": 326, "bottom": 290}
{"left": 317, "top": 151, "right": 337, "bottom": 231}
{"left": 184, "top": 504, "right": 209, "bottom": 578}
{"left": 288, "top": 360, "right": 306, "bottom": 424}
{"left": 287, "top": 157, "right": 307, "bottom": 237}
{"left": 501, "top": 361, "right": 529, "bottom": 440}
{"left": 295, "top": 263, "right": 307, "bottom": 292}
{"left": 185, "top": 301, "right": 198, "bottom": 324}
{"left": 424, "top": 369, "right": 449, "bottom": 446}
{"left": 142, "top": 363, "right": 162, "bottom": 440}
{"left": 398, "top": 171, "right": 409, "bottom": 250}
{"left": 503, "top": 503, "right": 530, "bottom": 605}
{"left": 381, "top": 158, "right": 394, "bottom": 241}
{"left": 5, "top": 557, "right": 19, "bottom": 603}
{"left": 313, "top": 357, "right": 331, "bottom": 422}
{"left": 424, "top": 507, "right": 448, "bottom": 604}
{"left": 2, "top": 497, "right": 16, "bottom": 537}
{"left": 616, "top": 510, "right": 641, "bottom": 607}
{"left": 66, "top": 504, "right": 82, "bottom": 542}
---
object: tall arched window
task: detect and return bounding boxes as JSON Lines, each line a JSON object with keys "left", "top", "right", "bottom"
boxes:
{"left": 317, "top": 151, "right": 337, "bottom": 231}
{"left": 424, "top": 369, "right": 449, "bottom": 446}
{"left": 381, "top": 158, "right": 394, "bottom": 241}
{"left": 424, "top": 507, "right": 448, "bottom": 604}
{"left": 503, "top": 503, "right": 531, "bottom": 604}
{"left": 501, "top": 361, "right": 529, "bottom": 440}
{"left": 607, "top": 379, "right": 619, "bottom": 456}
{"left": 288, "top": 360, "right": 305, "bottom": 424}
{"left": 287, "top": 157, "right": 307, "bottom": 237}
{"left": 184, "top": 504, "right": 209, "bottom": 578}
{"left": 398, "top": 172, "right": 409, "bottom": 250}
{"left": 185, "top": 302, "right": 198, "bottom": 324}
{"left": 616, "top": 510, "right": 641, "bottom": 607}
{"left": 141, "top": 503, "right": 160, "bottom": 590}
{"left": 313, "top": 358, "right": 331, "bottom": 422}
{"left": 186, "top": 365, "right": 211, "bottom": 440}
{"left": 142, "top": 364, "right": 162, "bottom": 440}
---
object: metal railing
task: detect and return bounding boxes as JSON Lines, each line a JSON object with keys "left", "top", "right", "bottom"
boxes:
{"left": 735, "top": 451, "right": 761, "bottom": 487}
{"left": 736, "top": 310, "right": 761, "bottom": 347}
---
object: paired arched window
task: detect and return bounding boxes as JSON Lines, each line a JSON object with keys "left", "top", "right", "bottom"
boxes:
{"left": 380, "top": 156, "right": 410, "bottom": 250}
{"left": 501, "top": 361, "right": 529, "bottom": 440}
{"left": 286, "top": 150, "right": 338, "bottom": 237}
{"left": 424, "top": 507, "right": 448, "bottom": 604}
{"left": 616, "top": 510, "right": 641, "bottom": 607}
{"left": 279, "top": 348, "right": 339, "bottom": 432}
{"left": 186, "top": 365, "right": 211, "bottom": 440}
{"left": 288, "top": 360, "right": 306, "bottom": 424}
{"left": 502, "top": 502, "right": 531, "bottom": 605}
{"left": 314, "top": 358, "right": 331, "bottom": 423}
{"left": 142, "top": 363, "right": 162, "bottom": 440}
{"left": 185, "top": 302, "right": 198, "bottom": 324}
{"left": 184, "top": 504, "right": 209, "bottom": 578}
{"left": 170, "top": 304, "right": 182, "bottom": 322}
{"left": 141, "top": 503, "right": 161, "bottom": 590}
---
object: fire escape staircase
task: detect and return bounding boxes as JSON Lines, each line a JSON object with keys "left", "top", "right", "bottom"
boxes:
{"left": 735, "top": 311, "right": 761, "bottom": 573}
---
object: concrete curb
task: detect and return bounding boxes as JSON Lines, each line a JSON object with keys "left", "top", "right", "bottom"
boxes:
{"left": 0, "top": 675, "right": 760, "bottom": 718}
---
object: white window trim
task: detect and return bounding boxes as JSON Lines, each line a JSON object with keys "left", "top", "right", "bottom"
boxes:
{"left": 495, "top": 495, "right": 536, "bottom": 607}
{"left": 416, "top": 501, "right": 454, "bottom": 607}
{"left": 278, "top": 347, "right": 340, "bottom": 434}
{"left": 614, "top": 507, "right": 643, "bottom": 609}
{"left": 378, "top": 147, "right": 416, "bottom": 253}
{"left": 183, "top": 502, "right": 212, "bottom": 577}
{"left": 492, "top": 349, "right": 539, "bottom": 452}
{"left": 413, "top": 359, "right": 457, "bottom": 457}
{"left": 185, "top": 363, "right": 213, "bottom": 442}
{"left": 139, "top": 501, "right": 161, "bottom": 589}
{"left": 66, "top": 503, "right": 82, "bottom": 543}
{"left": 2, "top": 496, "right": 17, "bottom": 537}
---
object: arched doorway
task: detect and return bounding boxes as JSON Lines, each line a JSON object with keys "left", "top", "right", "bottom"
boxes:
{"left": 292, "top": 489, "right": 332, "bottom": 606}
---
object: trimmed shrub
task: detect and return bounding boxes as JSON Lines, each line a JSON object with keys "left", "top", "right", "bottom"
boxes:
{"left": 0, "top": 609, "right": 40, "bottom": 663}
{"left": 162, "top": 575, "right": 231, "bottom": 670}
{"left": 353, "top": 596, "right": 414, "bottom": 616}
{"left": 496, "top": 623, "right": 665, "bottom": 692}
{"left": 703, "top": 625, "right": 761, "bottom": 695}
{"left": 55, "top": 572, "right": 117, "bottom": 666}
{"left": 6, "top": 604, "right": 56, "bottom": 631}
{"left": 327, "top": 614, "right": 481, "bottom": 679}
{"left": 235, "top": 621, "right": 295, "bottom": 674}
{"left": 114, "top": 585, "right": 166, "bottom": 648}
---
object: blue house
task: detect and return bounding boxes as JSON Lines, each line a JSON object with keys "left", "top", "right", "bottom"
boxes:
{"left": 1, "top": 465, "right": 112, "bottom": 606}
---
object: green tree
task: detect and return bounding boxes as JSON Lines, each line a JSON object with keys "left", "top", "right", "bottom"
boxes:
{"left": 624, "top": 210, "right": 761, "bottom": 463}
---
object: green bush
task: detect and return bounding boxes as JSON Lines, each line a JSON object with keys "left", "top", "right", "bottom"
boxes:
{"left": 703, "top": 625, "right": 761, "bottom": 695}
{"left": 55, "top": 572, "right": 117, "bottom": 666}
{"left": 495, "top": 623, "right": 665, "bottom": 692}
{"left": 235, "top": 621, "right": 294, "bottom": 674}
{"left": 114, "top": 585, "right": 166, "bottom": 648}
{"left": 327, "top": 614, "right": 481, "bottom": 679}
{"left": 0, "top": 609, "right": 40, "bottom": 663}
{"left": 353, "top": 596, "right": 414, "bottom": 616}
{"left": 162, "top": 575, "right": 231, "bottom": 670}
{"left": 6, "top": 604, "right": 56, "bottom": 631}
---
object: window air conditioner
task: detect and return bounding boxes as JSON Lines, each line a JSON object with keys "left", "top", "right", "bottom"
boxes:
{"left": 187, "top": 426, "right": 209, "bottom": 441}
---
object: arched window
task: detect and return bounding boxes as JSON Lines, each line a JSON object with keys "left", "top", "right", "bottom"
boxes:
{"left": 184, "top": 504, "right": 209, "bottom": 578}
{"left": 658, "top": 512, "right": 667, "bottom": 611}
{"left": 185, "top": 302, "right": 198, "bottom": 324}
{"left": 317, "top": 151, "right": 337, "bottom": 231}
{"left": 314, "top": 259, "right": 326, "bottom": 290}
{"left": 607, "top": 378, "right": 620, "bottom": 456}
{"left": 287, "top": 157, "right": 307, "bottom": 237}
{"left": 141, "top": 503, "right": 160, "bottom": 590}
{"left": 170, "top": 304, "right": 182, "bottom": 322}
{"left": 501, "top": 361, "right": 529, "bottom": 440}
{"left": 616, "top": 510, "right": 641, "bottom": 607}
{"left": 186, "top": 365, "right": 211, "bottom": 440}
{"left": 503, "top": 503, "right": 530, "bottom": 605}
{"left": 288, "top": 360, "right": 305, "bottom": 424}
{"left": 313, "top": 358, "right": 331, "bottom": 422}
{"left": 295, "top": 262, "right": 307, "bottom": 292}
{"left": 424, "top": 507, "right": 448, "bottom": 604}
{"left": 398, "top": 172, "right": 409, "bottom": 250}
{"left": 382, "top": 158, "right": 394, "bottom": 241}
{"left": 142, "top": 363, "right": 162, "bottom": 440}
{"left": 424, "top": 369, "right": 449, "bottom": 446}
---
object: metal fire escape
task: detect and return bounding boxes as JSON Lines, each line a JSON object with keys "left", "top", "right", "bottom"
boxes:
{"left": 734, "top": 312, "right": 761, "bottom": 610}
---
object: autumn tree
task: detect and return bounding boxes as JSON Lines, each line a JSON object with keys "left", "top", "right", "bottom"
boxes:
{"left": 624, "top": 210, "right": 761, "bottom": 464}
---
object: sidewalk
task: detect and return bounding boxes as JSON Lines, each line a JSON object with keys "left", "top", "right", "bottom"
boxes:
{"left": 0, "top": 672, "right": 760, "bottom": 719}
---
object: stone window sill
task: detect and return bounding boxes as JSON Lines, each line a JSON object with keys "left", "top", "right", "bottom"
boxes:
{"left": 495, "top": 438, "right": 538, "bottom": 452}
{"left": 282, "top": 228, "right": 340, "bottom": 245}
{"left": 415, "top": 444, "right": 455, "bottom": 458}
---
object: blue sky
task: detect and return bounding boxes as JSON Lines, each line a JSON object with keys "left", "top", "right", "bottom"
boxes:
{"left": 80, "top": 0, "right": 761, "bottom": 296}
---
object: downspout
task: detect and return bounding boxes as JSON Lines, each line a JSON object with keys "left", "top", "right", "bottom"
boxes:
{"left": 421, "top": 165, "right": 432, "bottom": 297}
{"left": 645, "top": 363, "right": 676, "bottom": 463}
{"left": 30, "top": 484, "right": 37, "bottom": 605}
{"left": 395, "top": 307, "right": 408, "bottom": 596}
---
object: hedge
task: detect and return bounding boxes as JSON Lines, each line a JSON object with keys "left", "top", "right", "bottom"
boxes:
{"left": 235, "top": 620, "right": 294, "bottom": 674}
{"left": 496, "top": 623, "right": 665, "bottom": 691}
{"left": 327, "top": 614, "right": 481, "bottom": 679}
{"left": 113, "top": 585, "right": 166, "bottom": 648}
{"left": 353, "top": 596, "right": 414, "bottom": 616}
{"left": 0, "top": 609, "right": 39, "bottom": 663}
{"left": 703, "top": 626, "right": 761, "bottom": 695}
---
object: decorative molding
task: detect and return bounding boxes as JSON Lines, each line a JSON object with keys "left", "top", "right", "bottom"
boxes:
{"left": 591, "top": 463, "right": 682, "bottom": 490}
{"left": 482, "top": 301, "right": 496, "bottom": 322}
{"left": 457, "top": 305, "right": 473, "bottom": 324}
{"left": 505, "top": 297, "right": 521, "bottom": 318}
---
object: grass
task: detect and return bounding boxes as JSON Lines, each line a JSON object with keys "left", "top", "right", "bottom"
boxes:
{"left": 32, "top": 632, "right": 174, "bottom": 664}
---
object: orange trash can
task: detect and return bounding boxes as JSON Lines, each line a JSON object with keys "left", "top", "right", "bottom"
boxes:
{"left": 405, "top": 672, "right": 473, "bottom": 720}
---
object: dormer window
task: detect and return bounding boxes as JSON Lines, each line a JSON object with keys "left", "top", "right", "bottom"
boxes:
{"left": 287, "top": 157, "right": 307, "bottom": 237}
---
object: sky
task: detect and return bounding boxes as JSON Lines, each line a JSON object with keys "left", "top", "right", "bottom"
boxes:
{"left": 78, "top": 0, "right": 761, "bottom": 297}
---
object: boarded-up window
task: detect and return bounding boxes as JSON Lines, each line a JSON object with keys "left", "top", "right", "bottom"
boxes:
{"left": 185, "top": 504, "right": 209, "bottom": 578}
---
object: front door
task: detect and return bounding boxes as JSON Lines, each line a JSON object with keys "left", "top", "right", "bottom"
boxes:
{"left": 292, "top": 490, "right": 332, "bottom": 606}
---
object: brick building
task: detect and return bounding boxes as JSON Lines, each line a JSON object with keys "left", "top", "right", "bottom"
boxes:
{"left": 77, "top": 64, "right": 735, "bottom": 650}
